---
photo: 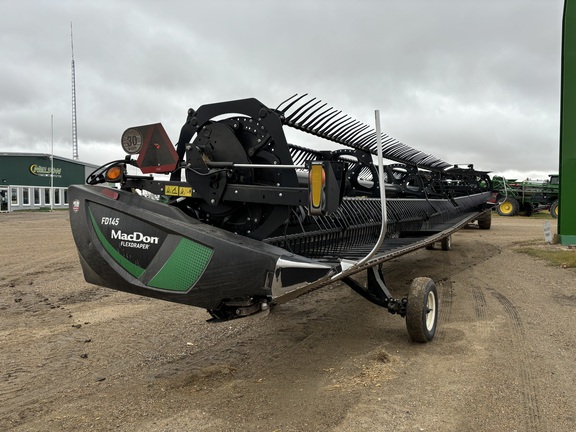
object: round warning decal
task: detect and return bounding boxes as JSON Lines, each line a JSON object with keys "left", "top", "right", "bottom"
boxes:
{"left": 121, "top": 128, "right": 143, "bottom": 154}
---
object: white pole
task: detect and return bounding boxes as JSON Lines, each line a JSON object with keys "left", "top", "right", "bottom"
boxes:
{"left": 332, "top": 109, "right": 388, "bottom": 278}
{"left": 356, "top": 110, "right": 387, "bottom": 266}
{"left": 51, "top": 115, "right": 54, "bottom": 211}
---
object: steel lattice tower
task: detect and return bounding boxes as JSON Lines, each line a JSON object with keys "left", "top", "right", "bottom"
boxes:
{"left": 71, "top": 23, "right": 78, "bottom": 160}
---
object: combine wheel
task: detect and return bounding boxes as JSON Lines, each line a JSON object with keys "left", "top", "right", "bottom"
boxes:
{"left": 497, "top": 197, "right": 519, "bottom": 216}
{"left": 550, "top": 200, "right": 559, "bottom": 218}
{"left": 406, "top": 277, "right": 438, "bottom": 343}
{"left": 441, "top": 235, "right": 452, "bottom": 251}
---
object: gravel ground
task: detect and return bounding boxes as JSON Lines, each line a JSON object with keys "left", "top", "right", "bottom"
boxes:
{"left": 0, "top": 211, "right": 574, "bottom": 431}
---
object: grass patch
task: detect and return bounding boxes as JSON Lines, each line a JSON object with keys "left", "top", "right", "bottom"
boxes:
{"left": 515, "top": 246, "right": 576, "bottom": 268}
{"left": 513, "top": 238, "right": 544, "bottom": 247}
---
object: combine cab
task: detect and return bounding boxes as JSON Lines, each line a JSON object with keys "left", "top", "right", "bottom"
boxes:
{"left": 69, "top": 96, "right": 493, "bottom": 342}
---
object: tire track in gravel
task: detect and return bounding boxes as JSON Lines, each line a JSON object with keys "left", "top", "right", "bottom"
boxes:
{"left": 437, "top": 238, "right": 543, "bottom": 431}
{"left": 434, "top": 278, "right": 453, "bottom": 342}
{"left": 483, "top": 283, "right": 544, "bottom": 432}
{"left": 431, "top": 245, "right": 454, "bottom": 343}
{"left": 471, "top": 282, "right": 487, "bottom": 321}
{"left": 428, "top": 238, "right": 498, "bottom": 342}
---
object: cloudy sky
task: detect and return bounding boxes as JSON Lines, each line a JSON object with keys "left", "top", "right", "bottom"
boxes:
{"left": 0, "top": 0, "right": 565, "bottom": 180}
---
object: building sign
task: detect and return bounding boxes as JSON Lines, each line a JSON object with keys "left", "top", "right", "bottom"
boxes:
{"left": 29, "top": 164, "right": 62, "bottom": 178}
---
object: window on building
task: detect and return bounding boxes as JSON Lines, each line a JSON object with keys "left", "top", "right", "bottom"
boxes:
{"left": 23, "top": 188, "right": 30, "bottom": 205}
{"left": 55, "top": 189, "right": 61, "bottom": 205}
{"left": 64, "top": 188, "right": 68, "bottom": 204}
{"left": 11, "top": 188, "right": 19, "bottom": 206}
{"left": 44, "top": 188, "right": 51, "bottom": 205}
{"left": 34, "top": 188, "right": 40, "bottom": 205}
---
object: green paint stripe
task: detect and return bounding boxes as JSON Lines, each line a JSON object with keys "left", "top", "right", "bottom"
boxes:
{"left": 88, "top": 208, "right": 145, "bottom": 278}
{"left": 148, "top": 237, "right": 213, "bottom": 292}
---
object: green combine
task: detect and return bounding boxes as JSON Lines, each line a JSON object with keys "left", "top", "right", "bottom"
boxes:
{"left": 492, "top": 175, "right": 559, "bottom": 217}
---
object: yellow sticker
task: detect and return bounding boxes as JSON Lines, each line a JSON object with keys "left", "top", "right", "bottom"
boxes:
{"left": 178, "top": 187, "right": 192, "bottom": 197}
{"left": 165, "top": 185, "right": 179, "bottom": 196}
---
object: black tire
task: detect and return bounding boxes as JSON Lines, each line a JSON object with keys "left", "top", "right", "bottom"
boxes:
{"left": 441, "top": 235, "right": 452, "bottom": 251}
{"left": 497, "top": 197, "right": 519, "bottom": 216}
{"left": 550, "top": 200, "right": 559, "bottom": 218}
{"left": 406, "top": 277, "right": 438, "bottom": 343}
{"left": 477, "top": 210, "right": 492, "bottom": 230}
{"left": 522, "top": 203, "right": 534, "bottom": 217}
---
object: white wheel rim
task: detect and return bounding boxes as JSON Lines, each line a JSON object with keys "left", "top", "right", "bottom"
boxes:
{"left": 425, "top": 290, "right": 437, "bottom": 330}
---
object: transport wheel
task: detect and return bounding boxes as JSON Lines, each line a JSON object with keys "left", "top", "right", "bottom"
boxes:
{"left": 441, "top": 235, "right": 452, "bottom": 251}
{"left": 497, "top": 197, "right": 519, "bottom": 216}
{"left": 477, "top": 211, "right": 492, "bottom": 230}
{"left": 550, "top": 200, "right": 559, "bottom": 218}
{"left": 406, "top": 277, "right": 438, "bottom": 343}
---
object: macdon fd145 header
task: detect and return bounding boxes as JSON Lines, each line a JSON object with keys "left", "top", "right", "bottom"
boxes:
{"left": 69, "top": 95, "right": 493, "bottom": 343}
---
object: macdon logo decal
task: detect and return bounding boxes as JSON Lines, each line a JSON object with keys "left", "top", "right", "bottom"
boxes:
{"left": 111, "top": 230, "right": 160, "bottom": 249}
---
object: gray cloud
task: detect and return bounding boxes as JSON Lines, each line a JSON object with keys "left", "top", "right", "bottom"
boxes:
{"left": 0, "top": 0, "right": 564, "bottom": 180}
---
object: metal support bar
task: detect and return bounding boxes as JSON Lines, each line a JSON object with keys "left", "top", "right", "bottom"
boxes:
{"left": 342, "top": 266, "right": 406, "bottom": 316}
{"left": 366, "top": 265, "right": 393, "bottom": 301}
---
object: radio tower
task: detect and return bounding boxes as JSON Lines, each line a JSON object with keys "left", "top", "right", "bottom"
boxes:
{"left": 71, "top": 22, "right": 79, "bottom": 160}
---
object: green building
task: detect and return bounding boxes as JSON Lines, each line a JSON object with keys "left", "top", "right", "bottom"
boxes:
{"left": 0, "top": 153, "right": 98, "bottom": 212}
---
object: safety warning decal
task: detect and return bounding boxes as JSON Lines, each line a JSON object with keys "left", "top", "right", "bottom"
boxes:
{"left": 165, "top": 185, "right": 192, "bottom": 197}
